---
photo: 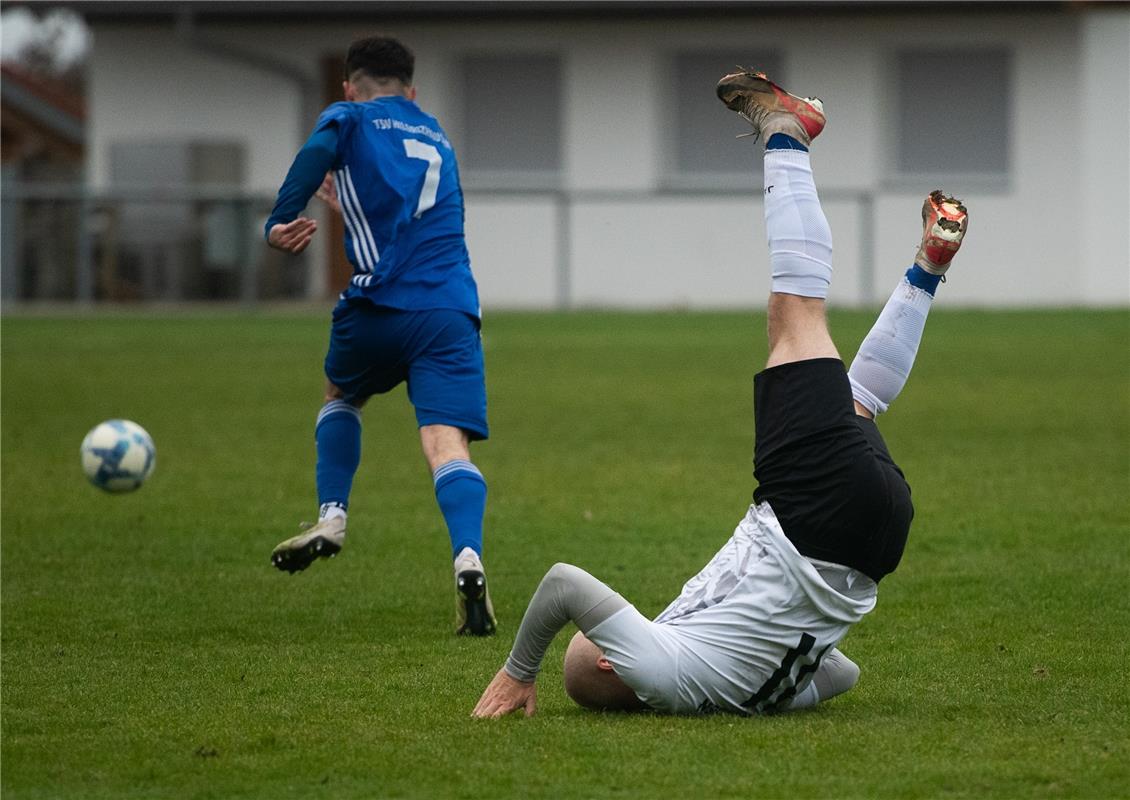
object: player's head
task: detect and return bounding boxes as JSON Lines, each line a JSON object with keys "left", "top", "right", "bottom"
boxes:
{"left": 563, "top": 632, "right": 647, "bottom": 712}
{"left": 343, "top": 36, "right": 416, "bottom": 101}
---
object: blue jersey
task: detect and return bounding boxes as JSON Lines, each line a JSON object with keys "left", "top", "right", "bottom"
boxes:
{"left": 267, "top": 96, "right": 479, "bottom": 319}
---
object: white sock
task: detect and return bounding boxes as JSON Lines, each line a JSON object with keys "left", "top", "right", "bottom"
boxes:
{"left": 318, "top": 502, "right": 346, "bottom": 522}
{"left": 848, "top": 277, "right": 934, "bottom": 415}
{"left": 763, "top": 149, "right": 833, "bottom": 298}
{"left": 454, "top": 545, "right": 482, "bottom": 573}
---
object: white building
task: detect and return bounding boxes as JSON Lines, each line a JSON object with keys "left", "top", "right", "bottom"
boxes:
{"left": 79, "top": 1, "right": 1130, "bottom": 308}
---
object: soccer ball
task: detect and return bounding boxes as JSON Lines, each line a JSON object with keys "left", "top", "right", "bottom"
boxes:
{"left": 80, "top": 419, "right": 156, "bottom": 493}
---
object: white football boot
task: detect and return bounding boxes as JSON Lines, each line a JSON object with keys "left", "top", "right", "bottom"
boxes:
{"left": 271, "top": 516, "right": 346, "bottom": 574}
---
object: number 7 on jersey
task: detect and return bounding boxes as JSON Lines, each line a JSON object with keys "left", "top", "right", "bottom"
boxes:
{"left": 403, "top": 139, "right": 442, "bottom": 218}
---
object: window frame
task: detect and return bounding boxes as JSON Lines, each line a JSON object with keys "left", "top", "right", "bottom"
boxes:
{"left": 882, "top": 46, "right": 1013, "bottom": 192}
{"left": 454, "top": 51, "right": 565, "bottom": 191}
{"left": 659, "top": 48, "right": 785, "bottom": 192}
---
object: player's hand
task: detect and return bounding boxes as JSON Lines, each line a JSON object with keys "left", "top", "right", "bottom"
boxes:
{"left": 315, "top": 173, "right": 341, "bottom": 215}
{"left": 472, "top": 668, "right": 537, "bottom": 719}
{"left": 268, "top": 217, "right": 318, "bottom": 254}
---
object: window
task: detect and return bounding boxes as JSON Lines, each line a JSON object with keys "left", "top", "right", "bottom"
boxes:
{"left": 109, "top": 140, "right": 245, "bottom": 187}
{"left": 458, "top": 54, "right": 562, "bottom": 187}
{"left": 666, "top": 50, "right": 783, "bottom": 187}
{"left": 106, "top": 140, "right": 255, "bottom": 300}
{"left": 893, "top": 48, "right": 1011, "bottom": 180}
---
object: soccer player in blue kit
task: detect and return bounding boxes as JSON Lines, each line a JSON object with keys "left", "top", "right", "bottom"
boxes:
{"left": 264, "top": 36, "right": 495, "bottom": 636}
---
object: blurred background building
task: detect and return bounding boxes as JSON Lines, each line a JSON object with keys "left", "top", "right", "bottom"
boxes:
{"left": 2, "top": 0, "right": 1128, "bottom": 308}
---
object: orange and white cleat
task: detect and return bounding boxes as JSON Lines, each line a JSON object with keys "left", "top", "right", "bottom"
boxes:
{"left": 716, "top": 70, "right": 826, "bottom": 146}
{"left": 916, "top": 190, "right": 969, "bottom": 276}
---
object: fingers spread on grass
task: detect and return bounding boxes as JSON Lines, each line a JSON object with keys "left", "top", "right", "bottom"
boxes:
{"left": 472, "top": 669, "right": 537, "bottom": 719}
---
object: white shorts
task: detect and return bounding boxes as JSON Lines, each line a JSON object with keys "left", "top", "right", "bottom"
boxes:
{"left": 586, "top": 503, "right": 877, "bottom": 715}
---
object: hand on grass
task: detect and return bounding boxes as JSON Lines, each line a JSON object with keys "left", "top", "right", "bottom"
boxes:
{"left": 472, "top": 669, "right": 537, "bottom": 719}
{"left": 268, "top": 218, "right": 318, "bottom": 254}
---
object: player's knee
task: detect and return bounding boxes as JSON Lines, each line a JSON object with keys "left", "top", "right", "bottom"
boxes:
{"left": 815, "top": 648, "right": 860, "bottom": 700}
{"left": 324, "top": 380, "right": 345, "bottom": 403}
{"left": 420, "top": 424, "right": 470, "bottom": 469}
{"left": 836, "top": 655, "right": 861, "bottom": 692}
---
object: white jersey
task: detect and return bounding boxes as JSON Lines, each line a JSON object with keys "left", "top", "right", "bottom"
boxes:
{"left": 586, "top": 503, "right": 877, "bottom": 715}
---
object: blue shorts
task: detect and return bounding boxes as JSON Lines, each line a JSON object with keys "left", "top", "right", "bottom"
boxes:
{"left": 324, "top": 301, "right": 489, "bottom": 441}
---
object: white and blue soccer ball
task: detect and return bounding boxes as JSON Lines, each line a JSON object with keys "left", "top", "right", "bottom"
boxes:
{"left": 80, "top": 419, "right": 156, "bottom": 493}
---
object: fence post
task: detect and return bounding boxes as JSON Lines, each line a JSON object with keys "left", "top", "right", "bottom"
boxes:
{"left": 0, "top": 170, "right": 22, "bottom": 301}
{"left": 239, "top": 198, "right": 258, "bottom": 306}
{"left": 555, "top": 190, "right": 571, "bottom": 310}
{"left": 75, "top": 190, "right": 95, "bottom": 304}
{"left": 858, "top": 192, "right": 876, "bottom": 306}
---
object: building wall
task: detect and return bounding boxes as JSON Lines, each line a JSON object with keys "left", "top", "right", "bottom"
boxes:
{"left": 87, "top": 7, "right": 1130, "bottom": 308}
{"left": 1080, "top": 6, "right": 1130, "bottom": 306}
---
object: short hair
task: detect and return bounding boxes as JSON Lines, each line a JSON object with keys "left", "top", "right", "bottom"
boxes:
{"left": 345, "top": 36, "right": 414, "bottom": 85}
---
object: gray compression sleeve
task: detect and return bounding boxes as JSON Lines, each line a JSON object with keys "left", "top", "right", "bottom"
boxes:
{"left": 503, "top": 563, "right": 630, "bottom": 682}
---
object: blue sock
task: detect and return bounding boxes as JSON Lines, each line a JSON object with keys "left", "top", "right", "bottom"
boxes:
{"left": 905, "top": 264, "right": 942, "bottom": 296}
{"left": 433, "top": 460, "right": 486, "bottom": 558}
{"left": 315, "top": 400, "right": 362, "bottom": 512}
{"left": 766, "top": 132, "right": 808, "bottom": 152}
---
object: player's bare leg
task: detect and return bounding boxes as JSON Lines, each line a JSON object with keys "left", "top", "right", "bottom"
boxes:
{"left": 422, "top": 424, "right": 496, "bottom": 636}
{"left": 420, "top": 423, "right": 470, "bottom": 470}
{"left": 766, "top": 295, "right": 839, "bottom": 368}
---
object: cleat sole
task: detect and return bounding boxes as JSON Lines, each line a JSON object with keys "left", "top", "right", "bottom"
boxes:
{"left": 455, "top": 570, "right": 496, "bottom": 636}
{"left": 270, "top": 536, "right": 342, "bottom": 574}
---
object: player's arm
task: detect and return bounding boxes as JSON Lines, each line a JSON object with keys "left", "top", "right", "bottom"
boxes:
{"left": 473, "top": 563, "right": 628, "bottom": 719}
{"left": 264, "top": 125, "right": 339, "bottom": 254}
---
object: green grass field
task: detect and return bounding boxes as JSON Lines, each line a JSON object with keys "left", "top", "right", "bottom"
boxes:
{"left": 2, "top": 309, "right": 1128, "bottom": 799}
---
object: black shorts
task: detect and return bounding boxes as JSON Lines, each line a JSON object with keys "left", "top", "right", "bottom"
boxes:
{"left": 752, "top": 358, "right": 913, "bottom": 583}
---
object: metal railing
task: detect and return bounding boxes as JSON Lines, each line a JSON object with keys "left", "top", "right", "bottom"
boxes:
{"left": 2, "top": 183, "right": 878, "bottom": 307}
{"left": 464, "top": 185, "right": 878, "bottom": 308}
{"left": 1, "top": 183, "right": 303, "bottom": 304}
